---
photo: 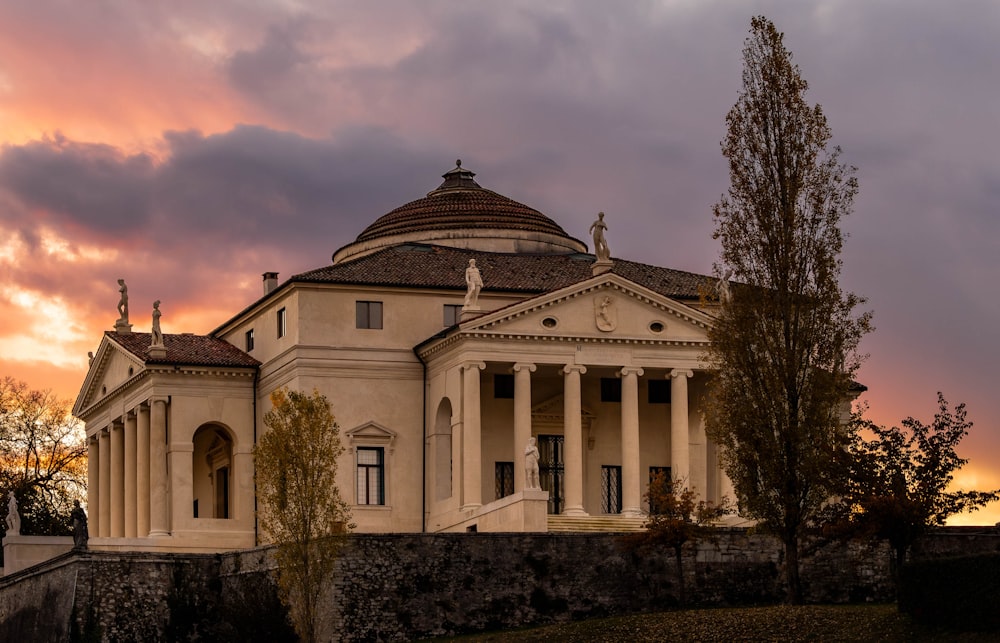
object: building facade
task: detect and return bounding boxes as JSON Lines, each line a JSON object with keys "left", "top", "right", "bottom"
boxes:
{"left": 73, "top": 162, "right": 734, "bottom": 553}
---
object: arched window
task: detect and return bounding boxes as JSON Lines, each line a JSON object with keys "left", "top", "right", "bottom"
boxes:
{"left": 434, "top": 399, "right": 453, "bottom": 501}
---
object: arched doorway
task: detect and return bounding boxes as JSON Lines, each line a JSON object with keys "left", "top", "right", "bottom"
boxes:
{"left": 192, "top": 424, "right": 234, "bottom": 519}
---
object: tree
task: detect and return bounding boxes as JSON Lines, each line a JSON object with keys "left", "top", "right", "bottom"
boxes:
{"left": 837, "top": 394, "right": 998, "bottom": 584}
{"left": 0, "top": 377, "right": 87, "bottom": 545}
{"left": 254, "top": 388, "right": 353, "bottom": 643}
{"left": 705, "top": 16, "right": 872, "bottom": 603}
{"left": 623, "top": 473, "right": 730, "bottom": 605}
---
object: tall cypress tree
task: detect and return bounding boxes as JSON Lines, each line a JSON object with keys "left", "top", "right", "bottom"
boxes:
{"left": 706, "top": 16, "right": 872, "bottom": 604}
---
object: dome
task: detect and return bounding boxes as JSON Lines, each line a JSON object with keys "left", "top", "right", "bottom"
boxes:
{"left": 332, "top": 161, "right": 588, "bottom": 264}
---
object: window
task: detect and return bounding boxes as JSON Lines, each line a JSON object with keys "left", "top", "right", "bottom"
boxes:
{"left": 649, "top": 466, "right": 672, "bottom": 514}
{"left": 600, "top": 377, "right": 621, "bottom": 402}
{"left": 277, "top": 308, "right": 286, "bottom": 338}
{"left": 601, "top": 465, "right": 622, "bottom": 514}
{"left": 493, "top": 374, "right": 514, "bottom": 399}
{"left": 357, "top": 447, "right": 385, "bottom": 505}
{"left": 245, "top": 329, "right": 254, "bottom": 352}
{"left": 495, "top": 461, "right": 514, "bottom": 499}
{"left": 648, "top": 379, "right": 671, "bottom": 404}
{"left": 356, "top": 301, "right": 383, "bottom": 329}
{"left": 443, "top": 304, "right": 462, "bottom": 327}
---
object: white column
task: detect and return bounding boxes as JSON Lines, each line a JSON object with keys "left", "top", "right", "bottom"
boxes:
{"left": 149, "top": 397, "right": 169, "bottom": 537}
{"left": 98, "top": 428, "right": 110, "bottom": 537}
{"left": 136, "top": 403, "right": 150, "bottom": 537}
{"left": 689, "top": 397, "right": 707, "bottom": 498}
{"left": 461, "top": 361, "right": 486, "bottom": 512}
{"left": 87, "top": 435, "right": 99, "bottom": 536}
{"left": 670, "top": 369, "right": 693, "bottom": 485}
{"left": 562, "top": 364, "right": 588, "bottom": 516}
{"left": 110, "top": 420, "right": 124, "bottom": 537}
{"left": 124, "top": 411, "right": 137, "bottom": 538}
{"left": 512, "top": 362, "right": 536, "bottom": 493}
{"left": 620, "top": 367, "right": 644, "bottom": 517}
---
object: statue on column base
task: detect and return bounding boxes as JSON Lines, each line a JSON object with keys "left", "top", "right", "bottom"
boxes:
{"left": 71, "top": 500, "right": 89, "bottom": 549}
{"left": 115, "top": 278, "right": 133, "bottom": 335}
{"left": 524, "top": 437, "right": 541, "bottom": 490}
{"left": 5, "top": 491, "right": 21, "bottom": 536}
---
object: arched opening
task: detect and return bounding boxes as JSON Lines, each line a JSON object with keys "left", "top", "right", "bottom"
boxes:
{"left": 434, "top": 398, "right": 453, "bottom": 501}
{"left": 192, "top": 424, "right": 234, "bottom": 519}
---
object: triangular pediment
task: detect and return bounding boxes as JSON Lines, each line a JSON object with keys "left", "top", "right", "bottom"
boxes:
{"left": 345, "top": 421, "right": 397, "bottom": 444}
{"left": 460, "top": 273, "right": 713, "bottom": 344}
{"left": 73, "top": 335, "right": 146, "bottom": 417}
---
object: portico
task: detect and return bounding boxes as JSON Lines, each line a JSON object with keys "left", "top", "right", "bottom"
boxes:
{"left": 419, "top": 273, "right": 726, "bottom": 533}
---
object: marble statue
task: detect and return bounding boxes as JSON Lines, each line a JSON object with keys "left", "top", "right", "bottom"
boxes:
{"left": 524, "top": 437, "right": 541, "bottom": 490}
{"left": 151, "top": 300, "right": 163, "bottom": 347}
{"left": 715, "top": 268, "right": 733, "bottom": 304}
{"left": 6, "top": 490, "right": 20, "bottom": 535}
{"left": 71, "top": 500, "right": 89, "bottom": 549}
{"left": 464, "top": 259, "right": 483, "bottom": 309}
{"left": 88, "top": 351, "right": 94, "bottom": 366}
{"left": 589, "top": 212, "right": 610, "bottom": 262}
{"left": 117, "top": 279, "right": 129, "bottom": 323}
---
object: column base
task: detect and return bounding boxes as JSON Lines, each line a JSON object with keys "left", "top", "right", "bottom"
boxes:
{"left": 460, "top": 503, "right": 482, "bottom": 513}
{"left": 621, "top": 507, "right": 645, "bottom": 518}
{"left": 561, "top": 507, "right": 589, "bottom": 517}
{"left": 148, "top": 530, "right": 170, "bottom": 538}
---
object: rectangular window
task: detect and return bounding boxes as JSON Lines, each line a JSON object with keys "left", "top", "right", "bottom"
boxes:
{"left": 495, "top": 461, "right": 514, "bottom": 499}
{"left": 356, "top": 301, "right": 383, "bottom": 329}
{"left": 493, "top": 374, "right": 514, "bottom": 399}
{"left": 649, "top": 466, "right": 672, "bottom": 514}
{"left": 600, "top": 377, "right": 622, "bottom": 403}
{"left": 601, "top": 465, "right": 622, "bottom": 514}
{"left": 245, "top": 329, "right": 254, "bottom": 352}
{"left": 443, "top": 304, "right": 463, "bottom": 327}
{"left": 277, "top": 308, "right": 286, "bottom": 338}
{"left": 357, "top": 447, "right": 385, "bottom": 505}
{"left": 648, "top": 379, "right": 671, "bottom": 404}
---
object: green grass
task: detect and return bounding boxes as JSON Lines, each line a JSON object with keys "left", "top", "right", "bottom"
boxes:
{"left": 431, "top": 604, "right": 999, "bottom": 642}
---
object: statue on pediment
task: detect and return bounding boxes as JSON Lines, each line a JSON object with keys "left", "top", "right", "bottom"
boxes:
{"left": 590, "top": 212, "right": 610, "bottom": 262}
{"left": 117, "top": 279, "right": 129, "bottom": 323}
{"left": 715, "top": 268, "right": 733, "bottom": 304}
{"left": 151, "top": 300, "right": 163, "bottom": 347}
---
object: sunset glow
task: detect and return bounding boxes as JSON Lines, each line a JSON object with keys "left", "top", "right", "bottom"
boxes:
{"left": 1, "top": 1, "right": 997, "bottom": 525}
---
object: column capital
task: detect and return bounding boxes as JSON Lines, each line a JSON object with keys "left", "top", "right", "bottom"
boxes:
{"left": 461, "top": 360, "right": 486, "bottom": 373}
{"left": 111, "top": 418, "right": 124, "bottom": 429}
{"left": 125, "top": 408, "right": 137, "bottom": 421}
{"left": 669, "top": 368, "right": 694, "bottom": 380}
{"left": 619, "top": 366, "right": 644, "bottom": 378}
{"left": 512, "top": 362, "right": 536, "bottom": 374}
{"left": 563, "top": 364, "right": 587, "bottom": 375}
{"left": 148, "top": 395, "right": 169, "bottom": 405}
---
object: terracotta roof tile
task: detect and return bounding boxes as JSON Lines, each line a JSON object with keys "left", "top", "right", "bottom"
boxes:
{"left": 294, "top": 244, "right": 710, "bottom": 300}
{"left": 109, "top": 332, "right": 260, "bottom": 368}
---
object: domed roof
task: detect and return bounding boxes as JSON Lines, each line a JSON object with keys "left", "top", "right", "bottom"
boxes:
{"left": 333, "top": 161, "right": 587, "bottom": 264}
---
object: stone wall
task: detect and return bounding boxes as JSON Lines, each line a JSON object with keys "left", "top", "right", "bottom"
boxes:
{"left": 0, "top": 528, "right": 993, "bottom": 642}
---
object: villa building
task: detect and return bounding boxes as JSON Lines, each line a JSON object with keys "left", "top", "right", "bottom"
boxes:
{"left": 72, "top": 161, "right": 734, "bottom": 553}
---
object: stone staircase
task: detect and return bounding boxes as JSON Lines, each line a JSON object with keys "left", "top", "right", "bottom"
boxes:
{"left": 546, "top": 514, "right": 647, "bottom": 533}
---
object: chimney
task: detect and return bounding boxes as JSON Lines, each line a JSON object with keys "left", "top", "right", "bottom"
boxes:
{"left": 263, "top": 272, "right": 279, "bottom": 295}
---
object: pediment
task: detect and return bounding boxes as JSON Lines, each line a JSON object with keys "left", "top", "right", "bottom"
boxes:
{"left": 73, "top": 336, "right": 145, "bottom": 417}
{"left": 345, "top": 421, "right": 397, "bottom": 445}
{"left": 462, "top": 273, "right": 713, "bottom": 344}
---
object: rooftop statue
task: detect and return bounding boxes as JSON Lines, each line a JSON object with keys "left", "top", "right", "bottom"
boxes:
{"left": 151, "top": 300, "right": 163, "bottom": 347}
{"left": 464, "top": 259, "right": 483, "bottom": 310}
{"left": 589, "top": 212, "right": 610, "bottom": 263}
{"left": 117, "top": 279, "right": 129, "bottom": 323}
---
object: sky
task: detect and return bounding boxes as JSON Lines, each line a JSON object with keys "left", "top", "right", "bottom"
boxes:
{"left": 1, "top": 1, "right": 998, "bottom": 523}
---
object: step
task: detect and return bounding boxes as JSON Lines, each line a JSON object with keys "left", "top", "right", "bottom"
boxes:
{"left": 546, "top": 514, "right": 648, "bottom": 533}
